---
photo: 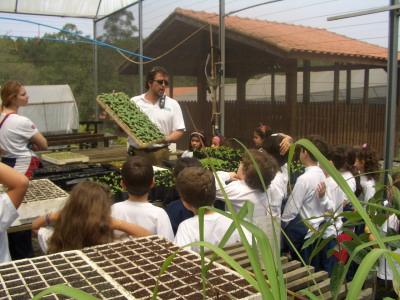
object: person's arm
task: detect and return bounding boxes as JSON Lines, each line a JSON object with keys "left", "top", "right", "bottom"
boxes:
{"left": 30, "top": 132, "right": 48, "bottom": 151}
{"left": 165, "top": 129, "right": 184, "bottom": 143}
{"left": 281, "top": 179, "right": 306, "bottom": 226}
{"left": 0, "top": 162, "right": 29, "bottom": 209}
{"left": 31, "top": 211, "right": 60, "bottom": 234}
{"left": 111, "top": 218, "right": 151, "bottom": 237}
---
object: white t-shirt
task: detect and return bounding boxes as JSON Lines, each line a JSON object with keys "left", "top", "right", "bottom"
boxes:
{"left": 0, "top": 193, "right": 19, "bottom": 262}
{"left": 359, "top": 175, "right": 376, "bottom": 202}
{"left": 111, "top": 200, "right": 174, "bottom": 241}
{"left": 0, "top": 113, "right": 38, "bottom": 158}
{"left": 342, "top": 171, "right": 356, "bottom": 194}
{"left": 128, "top": 94, "right": 185, "bottom": 148}
{"left": 323, "top": 176, "right": 346, "bottom": 238}
{"left": 377, "top": 215, "right": 400, "bottom": 280}
{"left": 181, "top": 150, "right": 193, "bottom": 158}
{"left": 282, "top": 166, "right": 327, "bottom": 239}
{"left": 174, "top": 213, "right": 252, "bottom": 252}
{"left": 215, "top": 171, "right": 277, "bottom": 246}
{"left": 267, "top": 167, "right": 288, "bottom": 218}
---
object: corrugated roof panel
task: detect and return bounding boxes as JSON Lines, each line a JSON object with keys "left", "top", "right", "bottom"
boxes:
{"left": 0, "top": 0, "right": 136, "bottom": 19}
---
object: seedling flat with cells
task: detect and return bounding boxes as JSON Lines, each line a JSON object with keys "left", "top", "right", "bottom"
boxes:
{"left": 97, "top": 92, "right": 165, "bottom": 145}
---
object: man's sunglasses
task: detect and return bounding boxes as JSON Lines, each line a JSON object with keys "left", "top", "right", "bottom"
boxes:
{"left": 154, "top": 79, "right": 169, "bottom": 86}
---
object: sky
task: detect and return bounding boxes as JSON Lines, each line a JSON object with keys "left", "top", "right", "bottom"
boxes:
{"left": 0, "top": 0, "right": 391, "bottom": 48}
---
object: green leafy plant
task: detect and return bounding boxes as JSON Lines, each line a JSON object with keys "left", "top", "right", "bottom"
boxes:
{"left": 93, "top": 172, "right": 122, "bottom": 194}
{"left": 98, "top": 92, "right": 165, "bottom": 143}
{"left": 194, "top": 146, "right": 242, "bottom": 172}
{"left": 154, "top": 169, "right": 174, "bottom": 188}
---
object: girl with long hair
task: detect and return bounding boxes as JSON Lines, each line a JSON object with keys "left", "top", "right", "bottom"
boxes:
{"left": 32, "top": 181, "right": 150, "bottom": 253}
{"left": 354, "top": 144, "right": 380, "bottom": 202}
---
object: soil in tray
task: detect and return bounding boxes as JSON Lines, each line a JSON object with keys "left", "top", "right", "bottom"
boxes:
{"left": 231, "top": 289, "right": 252, "bottom": 298}
{"left": 175, "top": 285, "right": 196, "bottom": 296}
{"left": 123, "top": 282, "right": 142, "bottom": 292}
{"left": 132, "top": 288, "right": 151, "bottom": 298}
{"left": 216, "top": 281, "right": 237, "bottom": 293}
{"left": 5, "top": 280, "right": 23, "bottom": 289}
{"left": 87, "top": 276, "right": 107, "bottom": 285}
{"left": 102, "top": 288, "right": 123, "bottom": 298}
{"left": 2, "top": 273, "right": 19, "bottom": 281}
{"left": 25, "top": 274, "right": 44, "bottom": 284}
{"left": 158, "top": 290, "right": 178, "bottom": 299}
{"left": 27, "top": 281, "right": 47, "bottom": 291}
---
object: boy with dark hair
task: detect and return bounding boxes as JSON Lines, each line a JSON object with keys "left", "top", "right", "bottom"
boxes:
{"left": 112, "top": 156, "right": 174, "bottom": 241}
{"left": 215, "top": 149, "right": 278, "bottom": 247}
{"left": 282, "top": 135, "right": 331, "bottom": 261}
{"left": 174, "top": 167, "right": 251, "bottom": 252}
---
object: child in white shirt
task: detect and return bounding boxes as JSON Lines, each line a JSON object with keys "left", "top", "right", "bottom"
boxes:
{"left": 181, "top": 131, "right": 206, "bottom": 158}
{"left": 354, "top": 145, "right": 379, "bottom": 202}
{"left": 215, "top": 149, "right": 278, "bottom": 250}
{"left": 112, "top": 156, "right": 174, "bottom": 241}
{"left": 262, "top": 134, "right": 289, "bottom": 219}
{"left": 174, "top": 167, "right": 251, "bottom": 252}
{"left": 0, "top": 163, "right": 28, "bottom": 262}
{"left": 282, "top": 135, "right": 330, "bottom": 262}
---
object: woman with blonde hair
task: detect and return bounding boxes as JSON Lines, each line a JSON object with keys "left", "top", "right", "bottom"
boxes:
{"left": 32, "top": 181, "right": 151, "bottom": 253}
{"left": 0, "top": 80, "right": 47, "bottom": 178}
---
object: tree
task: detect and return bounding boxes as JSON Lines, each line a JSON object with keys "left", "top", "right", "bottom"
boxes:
{"left": 101, "top": 10, "right": 138, "bottom": 43}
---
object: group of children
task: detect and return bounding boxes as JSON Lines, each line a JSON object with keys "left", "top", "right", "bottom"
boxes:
{"left": 2, "top": 123, "right": 397, "bottom": 294}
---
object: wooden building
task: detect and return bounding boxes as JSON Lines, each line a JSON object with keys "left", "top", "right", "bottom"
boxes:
{"left": 120, "top": 8, "right": 399, "bottom": 156}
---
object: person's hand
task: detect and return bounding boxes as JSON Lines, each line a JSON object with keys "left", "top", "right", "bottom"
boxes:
{"left": 316, "top": 181, "right": 326, "bottom": 199}
{"left": 31, "top": 215, "right": 45, "bottom": 235}
{"left": 229, "top": 172, "right": 239, "bottom": 181}
{"left": 279, "top": 135, "right": 293, "bottom": 155}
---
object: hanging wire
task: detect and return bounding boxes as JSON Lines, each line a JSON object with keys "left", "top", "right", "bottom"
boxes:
{"left": 0, "top": 16, "right": 152, "bottom": 61}
{"left": 116, "top": 24, "right": 208, "bottom": 64}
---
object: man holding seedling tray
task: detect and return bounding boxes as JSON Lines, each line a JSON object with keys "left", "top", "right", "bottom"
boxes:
{"left": 128, "top": 66, "right": 185, "bottom": 165}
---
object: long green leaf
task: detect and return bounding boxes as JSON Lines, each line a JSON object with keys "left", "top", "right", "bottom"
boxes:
{"left": 33, "top": 284, "right": 99, "bottom": 300}
{"left": 346, "top": 248, "right": 389, "bottom": 299}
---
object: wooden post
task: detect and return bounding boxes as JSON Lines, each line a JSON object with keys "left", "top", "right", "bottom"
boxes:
{"left": 303, "top": 60, "right": 310, "bottom": 104}
{"left": 363, "top": 68, "right": 370, "bottom": 143}
{"left": 363, "top": 68, "right": 370, "bottom": 104}
{"left": 197, "top": 72, "right": 207, "bottom": 103}
{"left": 286, "top": 60, "right": 298, "bottom": 136}
{"left": 237, "top": 72, "right": 248, "bottom": 103}
{"left": 271, "top": 70, "right": 275, "bottom": 103}
{"left": 333, "top": 63, "right": 340, "bottom": 103}
{"left": 346, "top": 69, "right": 351, "bottom": 104}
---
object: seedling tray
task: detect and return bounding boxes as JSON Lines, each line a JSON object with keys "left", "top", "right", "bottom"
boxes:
{"left": 0, "top": 236, "right": 261, "bottom": 299}
{"left": 0, "top": 251, "right": 130, "bottom": 299}
{"left": 97, "top": 92, "right": 165, "bottom": 149}
{"left": 41, "top": 152, "right": 89, "bottom": 165}
{"left": 11, "top": 179, "right": 69, "bottom": 227}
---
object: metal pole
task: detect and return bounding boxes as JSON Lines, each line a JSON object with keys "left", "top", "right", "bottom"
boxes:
{"left": 139, "top": 0, "right": 144, "bottom": 94}
{"left": 383, "top": 0, "right": 399, "bottom": 184}
{"left": 93, "top": 20, "right": 99, "bottom": 120}
{"left": 219, "top": 0, "right": 225, "bottom": 136}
